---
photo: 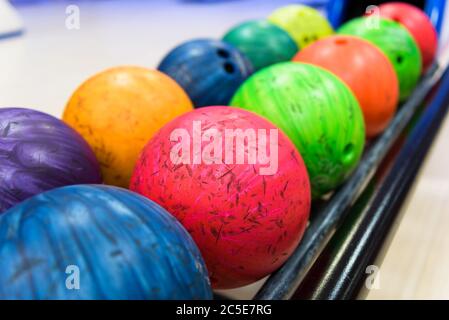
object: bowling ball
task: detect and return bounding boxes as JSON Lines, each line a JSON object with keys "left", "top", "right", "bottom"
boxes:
{"left": 223, "top": 19, "right": 298, "bottom": 71}
{"left": 231, "top": 62, "right": 365, "bottom": 198}
{"left": 0, "top": 185, "right": 212, "bottom": 299}
{"left": 158, "top": 39, "right": 253, "bottom": 108}
{"left": 0, "top": 108, "right": 101, "bottom": 213}
{"left": 338, "top": 17, "right": 422, "bottom": 101}
{"left": 130, "top": 107, "right": 311, "bottom": 289}
{"left": 63, "top": 66, "right": 193, "bottom": 188}
{"left": 293, "top": 35, "right": 399, "bottom": 137}
{"left": 268, "top": 4, "right": 334, "bottom": 49}
{"left": 376, "top": 2, "right": 438, "bottom": 72}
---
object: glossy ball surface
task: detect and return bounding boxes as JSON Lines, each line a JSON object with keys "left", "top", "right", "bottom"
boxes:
{"left": 338, "top": 17, "right": 422, "bottom": 101}
{"left": 377, "top": 2, "right": 438, "bottom": 72}
{"left": 294, "top": 35, "right": 399, "bottom": 137}
{"left": 0, "top": 185, "right": 212, "bottom": 299}
{"left": 223, "top": 19, "right": 298, "bottom": 71}
{"left": 130, "top": 107, "right": 311, "bottom": 289}
{"left": 0, "top": 108, "right": 101, "bottom": 213}
{"left": 268, "top": 4, "right": 334, "bottom": 49}
{"left": 231, "top": 62, "right": 365, "bottom": 198}
{"left": 158, "top": 39, "right": 253, "bottom": 108}
{"left": 63, "top": 66, "right": 193, "bottom": 188}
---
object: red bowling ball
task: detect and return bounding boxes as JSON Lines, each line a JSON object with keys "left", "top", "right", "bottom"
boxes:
{"left": 130, "top": 106, "right": 311, "bottom": 289}
{"left": 376, "top": 2, "right": 438, "bottom": 72}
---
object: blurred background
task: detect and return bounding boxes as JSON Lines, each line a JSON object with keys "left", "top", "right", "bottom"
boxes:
{"left": 1, "top": 0, "right": 449, "bottom": 300}
{"left": 0, "top": 0, "right": 328, "bottom": 117}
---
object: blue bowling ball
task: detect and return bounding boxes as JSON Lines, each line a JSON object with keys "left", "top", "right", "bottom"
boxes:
{"left": 158, "top": 39, "right": 253, "bottom": 108}
{"left": 0, "top": 185, "right": 212, "bottom": 300}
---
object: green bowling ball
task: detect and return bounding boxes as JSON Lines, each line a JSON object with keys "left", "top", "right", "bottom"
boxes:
{"left": 338, "top": 17, "right": 421, "bottom": 101}
{"left": 230, "top": 62, "right": 365, "bottom": 198}
{"left": 223, "top": 20, "right": 298, "bottom": 71}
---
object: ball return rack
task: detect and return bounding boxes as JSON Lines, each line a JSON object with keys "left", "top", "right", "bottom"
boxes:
{"left": 250, "top": 0, "right": 449, "bottom": 300}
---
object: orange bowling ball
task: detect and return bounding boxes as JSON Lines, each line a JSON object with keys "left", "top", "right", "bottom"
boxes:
{"left": 293, "top": 35, "right": 399, "bottom": 137}
{"left": 63, "top": 66, "right": 193, "bottom": 187}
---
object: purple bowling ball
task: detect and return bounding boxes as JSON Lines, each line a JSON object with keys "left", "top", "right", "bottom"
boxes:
{"left": 0, "top": 108, "right": 102, "bottom": 213}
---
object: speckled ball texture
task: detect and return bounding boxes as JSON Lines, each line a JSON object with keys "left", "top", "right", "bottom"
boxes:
{"left": 0, "top": 108, "right": 101, "bottom": 213}
{"left": 130, "top": 107, "right": 311, "bottom": 289}
{"left": 0, "top": 185, "right": 212, "bottom": 299}
{"left": 231, "top": 62, "right": 366, "bottom": 198}
{"left": 158, "top": 39, "right": 253, "bottom": 108}
{"left": 63, "top": 66, "right": 193, "bottom": 188}
{"left": 338, "top": 17, "right": 422, "bottom": 101}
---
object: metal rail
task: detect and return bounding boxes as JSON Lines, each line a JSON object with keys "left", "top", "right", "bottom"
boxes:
{"left": 255, "top": 60, "right": 449, "bottom": 300}
{"left": 292, "top": 65, "right": 449, "bottom": 300}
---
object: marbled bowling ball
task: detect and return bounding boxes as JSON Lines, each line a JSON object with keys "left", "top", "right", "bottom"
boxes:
{"left": 130, "top": 107, "right": 311, "bottom": 289}
{"left": 63, "top": 66, "right": 193, "bottom": 188}
{"left": 231, "top": 62, "right": 365, "bottom": 198}
{"left": 338, "top": 17, "right": 422, "bottom": 101}
{"left": 223, "top": 19, "right": 298, "bottom": 71}
{"left": 0, "top": 185, "right": 212, "bottom": 299}
{"left": 0, "top": 108, "right": 101, "bottom": 213}
{"left": 158, "top": 39, "right": 253, "bottom": 108}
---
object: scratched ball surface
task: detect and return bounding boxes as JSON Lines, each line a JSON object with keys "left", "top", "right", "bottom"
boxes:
{"left": 63, "top": 66, "right": 193, "bottom": 188}
{"left": 0, "top": 185, "right": 212, "bottom": 299}
{"left": 0, "top": 108, "right": 101, "bottom": 213}
{"left": 231, "top": 62, "right": 365, "bottom": 198}
{"left": 130, "top": 107, "right": 311, "bottom": 289}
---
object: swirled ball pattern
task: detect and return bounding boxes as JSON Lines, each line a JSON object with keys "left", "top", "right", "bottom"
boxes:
{"left": 0, "top": 185, "right": 212, "bottom": 299}
{"left": 0, "top": 108, "right": 102, "bottom": 213}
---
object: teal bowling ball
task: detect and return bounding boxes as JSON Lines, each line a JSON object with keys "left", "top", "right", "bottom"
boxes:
{"left": 223, "top": 20, "right": 298, "bottom": 71}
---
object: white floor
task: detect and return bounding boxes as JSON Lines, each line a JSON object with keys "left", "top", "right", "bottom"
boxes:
{"left": 1, "top": 0, "right": 449, "bottom": 300}
{"left": 0, "top": 0, "right": 322, "bottom": 117}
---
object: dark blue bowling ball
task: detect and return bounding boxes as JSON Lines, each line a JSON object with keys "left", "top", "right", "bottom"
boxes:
{"left": 158, "top": 39, "right": 253, "bottom": 108}
{"left": 0, "top": 185, "right": 212, "bottom": 300}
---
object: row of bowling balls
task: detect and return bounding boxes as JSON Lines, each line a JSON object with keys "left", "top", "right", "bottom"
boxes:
{"left": 61, "top": 2, "right": 437, "bottom": 196}
{"left": 0, "top": 2, "right": 438, "bottom": 299}
{"left": 0, "top": 105, "right": 310, "bottom": 298}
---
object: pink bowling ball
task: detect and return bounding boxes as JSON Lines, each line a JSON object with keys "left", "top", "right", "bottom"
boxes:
{"left": 130, "top": 106, "right": 311, "bottom": 289}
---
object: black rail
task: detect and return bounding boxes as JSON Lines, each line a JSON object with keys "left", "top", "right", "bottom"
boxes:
{"left": 292, "top": 65, "right": 449, "bottom": 300}
{"left": 254, "top": 61, "right": 449, "bottom": 300}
